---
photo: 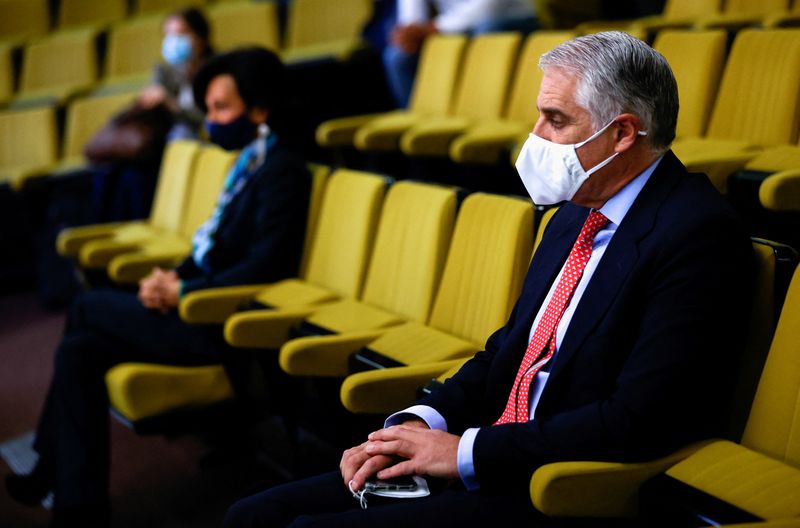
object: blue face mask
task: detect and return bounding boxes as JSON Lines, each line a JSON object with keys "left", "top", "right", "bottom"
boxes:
{"left": 205, "top": 113, "right": 258, "bottom": 151}
{"left": 162, "top": 34, "right": 193, "bottom": 66}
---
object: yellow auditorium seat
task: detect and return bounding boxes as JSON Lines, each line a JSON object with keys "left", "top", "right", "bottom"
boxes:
{"left": 224, "top": 181, "right": 457, "bottom": 351}
{"left": 181, "top": 169, "right": 386, "bottom": 334}
{"left": 134, "top": 0, "right": 205, "bottom": 17}
{"left": 760, "top": 169, "right": 800, "bottom": 212}
{"left": 695, "top": 0, "right": 791, "bottom": 31}
{"left": 653, "top": 30, "right": 726, "bottom": 139}
{"left": 671, "top": 29, "right": 800, "bottom": 193}
{"left": 57, "top": 139, "right": 200, "bottom": 260}
{"left": 56, "top": 92, "right": 137, "bottom": 172}
{"left": 339, "top": 205, "right": 557, "bottom": 415}
{"left": 649, "top": 261, "right": 800, "bottom": 523}
{"left": 0, "top": 105, "right": 58, "bottom": 189}
{"left": 207, "top": 1, "right": 280, "bottom": 52}
{"left": 104, "top": 168, "right": 383, "bottom": 426}
{"left": 98, "top": 15, "right": 164, "bottom": 93}
{"left": 0, "top": 0, "right": 50, "bottom": 44}
{"left": 282, "top": 193, "right": 533, "bottom": 410}
{"left": 528, "top": 238, "right": 793, "bottom": 519}
{"left": 631, "top": 0, "right": 722, "bottom": 33}
{"left": 105, "top": 144, "right": 236, "bottom": 283}
{"left": 0, "top": 42, "right": 14, "bottom": 106}
{"left": 316, "top": 34, "right": 467, "bottom": 150}
{"left": 398, "top": 33, "right": 521, "bottom": 158}
{"left": 449, "top": 31, "right": 574, "bottom": 165}
{"left": 12, "top": 28, "right": 99, "bottom": 107}
{"left": 57, "top": 0, "right": 127, "bottom": 31}
{"left": 282, "top": 0, "right": 372, "bottom": 63}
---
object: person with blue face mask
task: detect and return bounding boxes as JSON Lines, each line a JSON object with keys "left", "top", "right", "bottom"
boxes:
{"left": 138, "top": 7, "right": 213, "bottom": 141}
{"left": 5, "top": 48, "right": 311, "bottom": 528}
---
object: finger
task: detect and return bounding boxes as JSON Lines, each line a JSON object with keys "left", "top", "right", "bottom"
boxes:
{"left": 376, "top": 460, "right": 415, "bottom": 480}
{"left": 350, "top": 454, "right": 394, "bottom": 491}
{"left": 368, "top": 425, "right": 419, "bottom": 442}
{"left": 365, "top": 439, "right": 411, "bottom": 459}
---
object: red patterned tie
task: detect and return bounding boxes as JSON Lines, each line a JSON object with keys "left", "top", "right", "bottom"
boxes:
{"left": 495, "top": 210, "right": 609, "bottom": 424}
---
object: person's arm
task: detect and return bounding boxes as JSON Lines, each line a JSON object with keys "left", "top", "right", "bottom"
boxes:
{"left": 181, "top": 155, "right": 310, "bottom": 294}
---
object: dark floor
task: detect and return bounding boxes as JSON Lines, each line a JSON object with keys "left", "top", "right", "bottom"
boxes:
{"left": 0, "top": 291, "right": 319, "bottom": 528}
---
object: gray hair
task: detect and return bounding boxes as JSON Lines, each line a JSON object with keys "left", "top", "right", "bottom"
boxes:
{"left": 539, "top": 31, "right": 678, "bottom": 153}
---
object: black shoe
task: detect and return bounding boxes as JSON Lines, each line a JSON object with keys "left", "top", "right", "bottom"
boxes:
{"left": 5, "top": 460, "right": 54, "bottom": 506}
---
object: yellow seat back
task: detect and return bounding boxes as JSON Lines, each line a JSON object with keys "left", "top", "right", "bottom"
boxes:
{"left": 147, "top": 140, "right": 202, "bottom": 232}
{"left": 0, "top": 0, "right": 49, "bottom": 41}
{"left": 450, "top": 33, "right": 521, "bottom": 120}
{"left": 428, "top": 193, "right": 534, "bottom": 345}
{"left": 20, "top": 29, "right": 98, "bottom": 95}
{"left": 208, "top": 1, "right": 280, "bottom": 52}
{"left": 105, "top": 15, "right": 164, "bottom": 81}
{"left": 58, "top": 0, "right": 127, "bottom": 30}
{"left": 408, "top": 34, "right": 468, "bottom": 115}
{"left": 0, "top": 43, "right": 13, "bottom": 104}
{"left": 178, "top": 145, "right": 237, "bottom": 239}
{"left": 299, "top": 164, "right": 331, "bottom": 278}
{"left": 654, "top": 30, "right": 726, "bottom": 138}
{"left": 721, "top": 0, "right": 788, "bottom": 17}
{"left": 504, "top": 31, "right": 575, "bottom": 124}
{"left": 302, "top": 169, "right": 387, "bottom": 299}
{"left": 134, "top": 0, "right": 205, "bottom": 16}
{"left": 284, "top": 0, "right": 372, "bottom": 49}
{"left": 0, "top": 106, "right": 58, "bottom": 176}
{"left": 62, "top": 92, "right": 136, "bottom": 160}
{"left": 704, "top": 29, "right": 800, "bottom": 147}
{"left": 360, "top": 181, "right": 457, "bottom": 323}
{"left": 741, "top": 263, "right": 800, "bottom": 466}
{"left": 661, "top": 0, "right": 720, "bottom": 19}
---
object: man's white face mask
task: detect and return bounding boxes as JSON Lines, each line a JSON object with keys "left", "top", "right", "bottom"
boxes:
{"left": 515, "top": 119, "right": 647, "bottom": 205}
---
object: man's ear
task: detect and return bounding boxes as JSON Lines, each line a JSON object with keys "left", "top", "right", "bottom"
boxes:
{"left": 613, "top": 113, "right": 644, "bottom": 153}
{"left": 247, "top": 106, "right": 269, "bottom": 126}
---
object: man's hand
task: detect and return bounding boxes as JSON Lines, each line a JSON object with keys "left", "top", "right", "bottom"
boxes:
{"left": 341, "top": 419, "right": 430, "bottom": 491}
{"left": 137, "top": 268, "right": 180, "bottom": 313}
{"left": 138, "top": 270, "right": 164, "bottom": 310}
{"left": 138, "top": 85, "right": 167, "bottom": 108}
{"left": 364, "top": 424, "right": 461, "bottom": 481}
{"left": 157, "top": 269, "right": 181, "bottom": 312}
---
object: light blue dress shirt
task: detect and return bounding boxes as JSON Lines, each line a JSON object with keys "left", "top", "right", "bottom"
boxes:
{"left": 386, "top": 157, "right": 662, "bottom": 490}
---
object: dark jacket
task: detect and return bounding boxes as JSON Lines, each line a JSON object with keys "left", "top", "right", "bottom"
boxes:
{"left": 175, "top": 138, "right": 311, "bottom": 293}
{"left": 420, "top": 151, "right": 755, "bottom": 492}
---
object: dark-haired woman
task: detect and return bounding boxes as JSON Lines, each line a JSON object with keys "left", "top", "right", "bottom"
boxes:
{"left": 5, "top": 48, "right": 310, "bottom": 528}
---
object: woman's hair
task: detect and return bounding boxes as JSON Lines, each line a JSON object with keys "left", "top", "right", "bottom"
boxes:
{"left": 192, "top": 47, "right": 289, "bottom": 134}
{"left": 168, "top": 7, "right": 213, "bottom": 57}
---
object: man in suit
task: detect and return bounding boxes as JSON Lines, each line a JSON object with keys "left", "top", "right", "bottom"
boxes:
{"left": 4, "top": 48, "right": 311, "bottom": 527}
{"left": 224, "top": 32, "right": 754, "bottom": 527}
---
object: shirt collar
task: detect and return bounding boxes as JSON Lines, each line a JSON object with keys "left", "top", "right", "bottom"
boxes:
{"left": 598, "top": 155, "right": 663, "bottom": 227}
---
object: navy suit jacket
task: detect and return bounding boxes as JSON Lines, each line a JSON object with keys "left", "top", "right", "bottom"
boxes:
{"left": 420, "top": 151, "right": 755, "bottom": 492}
{"left": 176, "top": 138, "right": 311, "bottom": 294}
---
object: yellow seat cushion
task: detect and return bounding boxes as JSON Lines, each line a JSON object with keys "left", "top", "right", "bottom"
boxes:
{"left": 672, "top": 137, "right": 760, "bottom": 192}
{"left": 305, "top": 297, "right": 405, "bottom": 334}
{"left": 106, "top": 363, "right": 234, "bottom": 423}
{"left": 449, "top": 120, "right": 531, "bottom": 164}
{"left": 369, "top": 321, "right": 479, "bottom": 365}
{"left": 745, "top": 145, "right": 800, "bottom": 173}
{"left": 353, "top": 111, "right": 428, "bottom": 151}
{"left": 252, "top": 278, "right": 340, "bottom": 308}
{"left": 666, "top": 440, "right": 800, "bottom": 520}
{"left": 399, "top": 116, "right": 472, "bottom": 157}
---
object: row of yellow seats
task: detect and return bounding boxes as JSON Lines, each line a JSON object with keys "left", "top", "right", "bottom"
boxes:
{"left": 103, "top": 167, "right": 539, "bottom": 429}
{"left": 317, "top": 27, "right": 800, "bottom": 200}
{"left": 577, "top": 0, "right": 800, "bottom": 37}
{"left": 0, "top": 91, "right": 139, "bottom": 189}
{"left": 0, "top": 0, "right": 373, "bottom": 108}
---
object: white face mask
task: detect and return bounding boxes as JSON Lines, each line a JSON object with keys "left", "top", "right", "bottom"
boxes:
{"left": 515, "top": 119, "right": 647, "bottom": 205}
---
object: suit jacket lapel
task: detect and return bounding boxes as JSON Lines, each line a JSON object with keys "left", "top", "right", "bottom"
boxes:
{"left": 544, "top": 151, "right": 686, "bottom": 385}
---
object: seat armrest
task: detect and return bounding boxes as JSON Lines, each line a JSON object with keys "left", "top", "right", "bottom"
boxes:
{"left": 278, "top": 329, "right": 387, "bottom": 377}
{"left": 179, "top": 284, "right": 271, "bottom": 324}
{"left": 530, "top": 440, "right": 714, "bottom": 518}
{"left": 316, "top": 113, "right": 383, "bottom": 147}
{"left": 107, "top": 252, "right": 186, "bottom": 284}
{"left": 79, "top": 239, "right": 141, "bottom": 268}
{"left": 760, "top": 168, "right": 800, "bottom": 211}
{"left": 340, "top": 358, "right": 466, "bottom": 414}
{"left": 57, "top": 222, "right": 129, "bottom": 257}
{"left": 224, "top": 306, "right": 320, "bottom": 349}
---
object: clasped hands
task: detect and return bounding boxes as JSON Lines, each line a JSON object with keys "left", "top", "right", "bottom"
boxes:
{"left": 138, "top": 267, "right": 181, "bottom": 313}
{"left": 340, "top": 419, "right": 461, "bottom": 492}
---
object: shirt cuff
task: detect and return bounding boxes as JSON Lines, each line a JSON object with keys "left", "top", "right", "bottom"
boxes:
{"left": 385, "top": 405, "right": 448, "bottom": 432}
{"left": 457, "top": 427, "right": 480, "bottom": 491}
